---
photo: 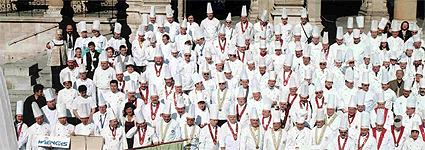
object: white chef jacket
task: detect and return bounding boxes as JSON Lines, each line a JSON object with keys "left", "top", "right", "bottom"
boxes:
{"left": 41, "top": 106, "right": 58, "bottom": 128}
{"left": 126, "top": 126, "right": 158, "bottom": 147}
{"left": 154, "top": 119, "right": 182, "bottom": 143}
{"left": 102, "top": 126, "right": 128, "bottom": 150}
{"left": 200, "top": 17, "right": 220, "bottom": 42}
{"left": 91, "top": 34, "right": 108, "bottom": 51}
{"left": 26, "top": 123, "right": 51, "bottom": 150}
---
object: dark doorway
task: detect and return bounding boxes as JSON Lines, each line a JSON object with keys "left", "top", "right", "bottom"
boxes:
{"left": 418, "top": 0, "right": 424, "bottom": 19}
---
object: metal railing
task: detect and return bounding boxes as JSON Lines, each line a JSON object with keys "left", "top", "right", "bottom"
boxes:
{"left": 72, "top": 0, "right": 116, "bottom": 18}
{"left": 0, "top": 0, "right": 48, "bottom": 16}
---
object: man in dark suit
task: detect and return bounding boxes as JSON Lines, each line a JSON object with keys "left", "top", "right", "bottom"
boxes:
{"left": 63, "top": 24, "right": 80, "bottom": 50}
{"left": 398, "top": 21, "right": 412, "bottom": 42}
{"left": 22, "top": 84, "right": 46, "bottom": 126}
{"left": 85, "top": 42, "right": 100, "bottom": 79}
{"left": 389, "top": 70, "right": 405, "bottom": 97}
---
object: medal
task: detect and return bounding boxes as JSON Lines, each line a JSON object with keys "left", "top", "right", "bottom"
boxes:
{"left": 156, "top": 72, "right": 160, "bottom": 77}
{"left": 113, "top": 137, "right": 116, "bottom": 140}
{"left": 395, "top": 143, "right": 398, "bottom": 147}
{"left": 152, "top": 114, "right": 156, "bottom": 120}
{"left": 256, "top": 146, "right": 259, "bottom": 149}
{"left": 219, "top": 108, "right": 222, "bottom": 111}
{"left": 151, "top": 103, "right": 160, "bottom": 120}
{"left": 154, "top": 65, "right": 163, "bottom": 77}
{"left": 283, "top": 71, "right": 292, "bottom": 86}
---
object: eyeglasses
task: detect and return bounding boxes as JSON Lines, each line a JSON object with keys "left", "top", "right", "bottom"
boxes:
{"left": 219, "top": 83, "right": 226, "bottom": 85}
{"left": 226, "top": 22, "right": 231, "bottom": 24}
{"left": 363, "top": 84, "right": 370, "bottom": 87}
{"left": 203, "top": 73, "right": 210, "bottom": 75}
{"left": 349, "top": 62, "right": 355, "bottom": 64}
{"left": 185, "top": 55, "right": 191, "bottom": 57}
{"left": 319, "top": 63, "right": 326, "bottom": 65}
{"left": 315, "top": 92, "right": 323, "bottom": 94}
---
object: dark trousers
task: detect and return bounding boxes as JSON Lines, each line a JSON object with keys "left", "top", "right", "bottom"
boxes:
{"left": 51, "top": 66, "right": 64, "bottom": 92}
{"left": 67, "top": 117, "right": 81, "bottom": 126}
{"left": 134, "top": 66, "right": 146, "bottom": 74}
{"left": 217, "top": 120, "right": 227, "bottom": 127}
{"left": 127, "top": 138, "right": 134, "bottom": 149}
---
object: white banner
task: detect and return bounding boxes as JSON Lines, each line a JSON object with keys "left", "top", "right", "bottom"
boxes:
{"left": 37, "top": 136, "right": 71, "bottom": 148}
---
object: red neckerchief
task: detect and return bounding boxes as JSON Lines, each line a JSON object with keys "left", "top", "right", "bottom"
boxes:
{"left": 110, "top": 127, "right": 116, "bottom": 139}
{"left": 283, "top": 71, "right": 292, "bottom": 86}
{"left": 246, "top": 44, "right": 250, "bottom": 50}
{"left": 338, "top": 135, "right": 348, "bottom": 150}
{"left": 348, "top": 114, "right": 356, "bottom": 126}
{"left": 218, "top": 39, "right": 226, "bottom": 53}
{"left": 138, "top": 127, "right": 147, "bottom": 145}
{"left": 287, "top": 94, "right": 297, "bottom": 105}
{"left": 262, "top": 116, "right": 272, "bottom": 131}
{"left": 208, "top": 124, "right": 218, "bottom": 145}
{"left": 391, "top": 125, "right": 405, "bottom": 146}
{"left": 260, "top": 52, "right": 267, "bottom": 57}
{"left": 120, "top": 81, "right": 126, "bottom": 91}
{"left": 173, "top": 92, "right": 183, "bottom": 107}
{"left": 154, "top": 64, "right": 163, "bottom": 77}
{"left": 420, "top": 124, "right": 425, "bottom": 142}
{"left": 237, "top": 51, "right": 245, "bottom": 62}
{"left": 165, "top": 85, "right": 174, "bottom": 99}
{"left": 325, "top": 86, "right": 332, "bottom": 90}
{"left": 315, "top": 96, "right": 324, "bottom": 109}
{"left": 139, "top": 88, "right": 149, "bottom": 104}
{"left": 74, "top": 61, "right": 79, "bottom": 67}
{"left": 357, "top": 133, "right": 369, "bottom": 150}
{"left": 321, "top": 49, "right": 330, "bottom": 59}
{"left": 16, "top": 123, "right": 23, "bottom": 140}
{"left": 372, "top": 128, "right": 387, "bottom": 149}
{"left": 236, "top": 104, "right": 247, "bottom": 121}
{"left": 299, "top": 101, "right": 308, "bottom": 111}
{"left": 280, "top": 39, "right": 283, "bottom": 47}
{"left": 227, "top": 122, "right": 238, "bottom": 140}
{"left": 241, "top": 21, "right": 248, "bottom": 33}
{"left": 374, "top": 108, "right": 389, "bottom": 125}
{"left": 128, "top": 98, "right": 137, "bottom": 107}
{"left": 81, "top": 58, "right": 83, "bottom": 65}
{"left": 150, "top": 102, "right": 160, "bottom": 120}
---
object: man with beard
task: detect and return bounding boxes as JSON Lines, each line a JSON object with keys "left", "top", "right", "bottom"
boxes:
{"left": 60, "top": 53, "right": 79, "bottom": 87}
{"left": 235, "top": 5, "right": 253, "bottom": 36}
{"left": 326, "top": 115, "right": 355, "bottom": 150}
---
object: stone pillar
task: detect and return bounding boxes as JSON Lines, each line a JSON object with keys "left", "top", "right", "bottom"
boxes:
{"left": 359, "top": 0, "right": 389, "bottom": 22}
{"left": 45, "top": 0, "right": 63, "bottom": 17}
{"left": 178, "top": 0, "right": 183, "bottom": 22}
{"left": 394, "top": 0, "right": 417, "bottom": 22}
{"left": 306, "top": 0, "right": 321, "bottom": 27}
{"left": 271, "top": 0, "right": 304, "bottom": 25}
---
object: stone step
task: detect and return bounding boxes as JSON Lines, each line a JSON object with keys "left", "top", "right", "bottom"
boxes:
{"left": 9, "top": 90, "right": 33, "bottom": 115}
{"left": 4, "top": 75, "right": 32, "bottom": 90}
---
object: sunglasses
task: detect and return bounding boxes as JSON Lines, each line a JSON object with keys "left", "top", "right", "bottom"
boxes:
{"left": 363, "top": 84, "right": 369, "bottom": 86}
{"left": 185, "top": 55, "right": 191, "bottom": 57}
{"left": 315, "top": 92, "right": 323, "bottom": 94}
{"left": 219, "top": 83, "right": 226, "bottom": 85}
{"left": 226, "top": 22, "right": 231, "bottom": 24}
{"left": 319, "top": 63, "right": 326, "bottom": 65}
{"left": 203, "top": 73, "right": 210, "bottom": 75}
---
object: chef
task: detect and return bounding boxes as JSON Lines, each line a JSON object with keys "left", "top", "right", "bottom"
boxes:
{"left": 91, "top": 20, "right": 108, "bottom": 52}
{"left": 310, "top": 109, "right": 335, "bottom": 148}
{"left": 41, "top": 88, "right": 58, "bottom": 128}
{"left": 143, "top": 84, "right": 164, "bottom": 126}
{"left": 126, "top": 108, "right": 158, "bottom": 147}
{"left": 180, "top": 105, "right": 201, "bottom": 149}
{"left": 219, "top": 103, "right": 241, "bottom": 149}
{"left": 164, "top": 5, "right": 180, "bottom": 42}
{"left": 74, "top": 103, "right": 99, "bottom": 136}
{"left": 253, "top": 10, "right": 273, "bottom": 43}
{"left": 102, "top": 109, "right": 128, "bottom": 150}
{"left": 26, "top": 102, "right": 51, "bottom": 150}
{"left": 356, "top": 112, "right": 377, "bottom": 149}
{"left": 212, "top": 74, "right": 234, "bottom": 126}
{"left": 240, "top": 107, "right": 264, "bottom": 150}
{"left": 15, "top": 101, "right": 28, "bottom": 150}
{"left": 200, "top": 2, "right": 220, "bottom": 43}
{"left": 326, "top": 116, "right": 355, "bottom": 150}
{"left": 372, "top": 109, "right": 394, "bottom": 150}
{"left": 93, "top": 50, "right": 117, "bottom": 96}
{"left": 50, "top": 104, "right": 75, "bottom": 141}
{"left": 107, "top": 22, "right": 126, "bottom": 52}
{"left": 235, "top": 5, "right": 253, "bottom": 37}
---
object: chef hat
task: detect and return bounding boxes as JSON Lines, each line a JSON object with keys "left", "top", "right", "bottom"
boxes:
{"left": 176, "top": 96, "right": 185, "bottom": 108}
{"left": 226, "top": 13, "right": 232, "bottom": 21}
{"left": 407, "top": 96, "right": 416, "bottom": 108}
{"left": 381, "top": 69, "right": 390, "bottom": 84}
{"left": 100, "top": 50, "right": 108, "bottom": 62}
{"left": 142, "top": 14, "right": 149, "bottom": 26}
{"left": 272, "top": 110, "right": 281, "bottom": 123}
{"left": 137, "top": 25, "right": 146, "bottom": 36}
{"left": 92, "top": 20, "right": 101, "bottom": 31}
{"left": 201, "top": 63, "right": 211, "bottom": 74}
{"left": 267, "top": 62, "right": 274, "bottom": 71}
{"left": 345, "top": 49, "right": 354, "bottom": 61}
{"left": 43, "top": 88, "right": 55, "bottom": 101}
{"left": 126, "top": 57, "right": 135, "bottom": 67}
{"left": 322, "top": 32, "right": 329, "bottom": 44}
{"left": 304, "top": 68, "right": 312, "bottom": 79}
{"left": 223, "top": 61, "right": 232, "bottom": 73}
{"left": 407, "top": 42, "right": 415, "bottom": 50}
{"left": 209, "top": 104, "right": 219, "bottom": 119}
{"left": 335, "top": 50, "right": 343, "bottom": 63}
{"left": 347, "top": 17, "right": 354, "bottom": 28}
{"left": 154, "top": 47, "right": 164, "bottom": 57}
{"left": 218, "top": 73, "right": 226, "bottom": 83}
{"left": 316, "top": 109, "right": 325, "bottom": 121}
{"left": 179, "top": 19, "right": 188, "bottom": 28}
{"left": 378, "top": 18, "right": 388, "bottom": 30}
{"left": 318, "top": 52, "right": 326, "bottom": 63}
{"left": 284, "top": 54, "right": 293, "bottom": 67}
{"left": 56, "top": 103, "right": 67, "bottom": 118}
{"left": 207, "top": 2, "right": 213, "bottom": 13}
{"left": 67, "top": 50, "right": 75, "bottom": 61}
{"left": 139, "top": 73, "right": 147, "bottom": 83}
{"left": 394, "top": 115, "right": 403, "bottom": 127}
{"left": 163, "top": 67, "right": 172, "bottom": 80}
{"left": 357, "top": 90, "right": 366, "bottom": 105}
{"left": 135, "top": 108, "right": 145, "bottom": 123}
{"left": 411, "top": 22, "right": 418, "bottom": 31}
{"left": 78, "top": 21, "right": 87, "bottom": 32}
{"left": 356, "top": 16, "right": 365, "bottom": 28}
{"left": 78, "top": 103, "right": 90, "bottom": 118}
{"left": 237, "top": 87, "right": 245, "bottom": 98}
{"left": 258, "top": 57, "right": 266, "bottom": 67}
{"left": 125, "top": 80, "right": 137, "bottom": 93}
{"left": 149, "top": 6, "right": 156, "bottom": 18}
{"left": 376, "top": 109, "right": 385, "bottom": 125}
{"left": 325, "top": 72, "right": 334, "bottom": 82}
{"left": 300, "top": 8, "right": 307, "bottom": 18}
{"left": 239, "top": 68, "right": 249, "bottom": 81}
{"left": 251, "top": 78, "right": 261, "bottom": 93}
{"left": 237, "top": 36, "right": 246, "bottom": 47}
{"left": 157, "top": 15, "right": 164, "bottom": 27}
{"left": 411, "top": 121, "right": 420, "bottom": 132}
{"left": 420, "top": 78, "right": 425, "bottom": 88}
{"left": 336, "top": 26, "right": 343, "bottom": 39}
{"left": 413, "top": 35, "right": 421, "bottom": 43}
{"left": 399, "top": 56, "right": 407, "bottom": 63}
{"left": 191, "top": 73, "right": 202, "bottom": 84}
{"left": 114, "top": 22, "right": 122, "bottom": 34}
{"left": 162, "top": 102, "right": 172, "bottom": 115}
{"left": 327, "top": 95, "right": 336, "bottom": 108}
{"left": 241, "top": 5, "right": 248, "bottom": 16}
{"left": 372, "top": 53, "right": 381, "bottom": 66}
{"left": 262, "top": 97, "right": 272, "bottom": 111}
{"left": 249, "top": 107, "right": 259, "bottom": 119}
{"left": 376, "top": 91, "right": 385, "bottom": 103}
{"left": 166, "top": 5, "right": 173, "bottom": 18}
{"left": 391, "top": 20, "right": 399, "bottom": 32}
{"left": 345, "top": 68, "right": 354, "bottom": 82}
{"left": 98, "top": 92, "right": 107, "bottom": 106}
{"left": 260, "top": 10, "right": 268, "bottom": 22}
{"left": 348, "top": 95, "right": 357, "bottom": 108}
{"left": 281, "top": 7, "right": 288, "bottom": 18}
{"left": 380, "top": 34, "right": 388, "bottom": 43}
{"left": 268, "top": 71, "right": 276, "bottom": 81}
{"left": 293, "top": 26, "right": 301, "bottom": 36}
{"left": 79, "top": 66, "right": 87, "bottom": 73}
{"left": 295, "top": 110, "right": 307, "bottom": 123}
{"left": 62, "top": 72, "right": 72, "bottom": 83}
{"left": 274, "top": 25, "right": 282, "bottom": 35}
{"left": 404, "top": 79, "right": 412, "bottom": 91}
{"left": 194, "top": 28, "right": 204, "bottom": 40}
{"left": 188, "top": 104, "right": 196, "bottom": 118}
{"left": 312, "top": 26, "right": 320, "bottom": 37}
{"left": 299, "top": 81, "right": 309, "bottom": 97}
{"left": 370, "top": 20, "right": 378, "bottom": 31}
{"left": 259, "top": 40, "right": 267, "bottom": 49}
{"left": 360, "top": 112, "right": 370, "bottom": 128}
{"left": 303, "top": 45, "right": 311, "bottom": 57}
{"left": 339, "top": 115, "right": 348, "bottom": 130}
{"left": 170, "top": 73, "right": 181, "bottom": 86}
{"left": 16, "top": 100, "right": 24, "bottom": 115}
{"left": 314, "top": 81, "right": 323, "bottom": 91}
{"left": 274, "top": 40, "right": 282, "bottom": 50}
{"left": 115, "top": 62, "right": 124, "bottom": 75}
{"left": 150, "top": 34, "right": 157, "bottom": 43}
{"left": 416, "top": 65, "right": 423, "bottom": 76}
{"left": 361, "top": 71, "right": 369, "bottom": 84}
{"left": 288, "top": 77, "right": 298, "bottom": 88}
{"left": 353, "top": 29, "right": 360, "bottom": 38}
{"left": 295, "top": 41, "right": 303, "bottom": 51}
{"left": 150, "top": 84, "right": 158, "bottom": 96}
{"left": 219, "top": 24, "right": 226, "bottom": 34}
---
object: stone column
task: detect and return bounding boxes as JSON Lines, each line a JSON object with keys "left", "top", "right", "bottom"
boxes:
{"left": 394, "top": 0, "right": 417, "bottom": 22}
{"left": 178, "top": 0, "right": 183, "bottom": 22}
{"left": 45, "top": 0, "right": 63, "bottom": 17}
{"left": 306, "top": 0, "right": 321, "bottom": 27}
{"left": 359, "top": 0, "right": 389, "bottom": 21}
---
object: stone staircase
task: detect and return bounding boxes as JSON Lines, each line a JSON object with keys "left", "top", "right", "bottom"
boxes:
{"left": 1, "top": 51, "right": 49, "bottom": 114}
{"left": 248, "top": 0, "right": 260, "bottom": 22}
